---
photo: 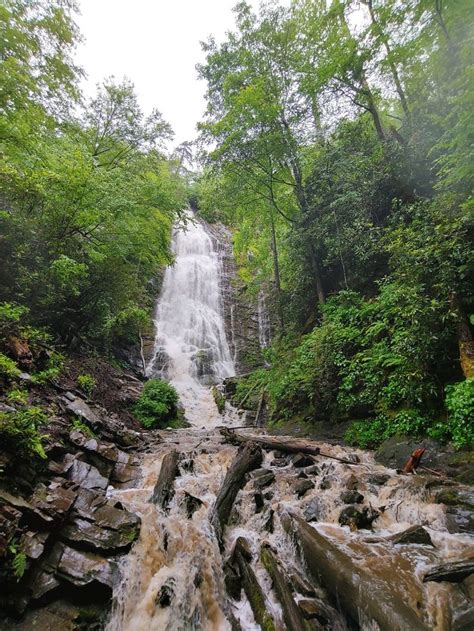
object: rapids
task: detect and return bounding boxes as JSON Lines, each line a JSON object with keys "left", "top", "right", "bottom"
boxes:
{"left": 106, "top": 213, "right": 473, "bottom": 631}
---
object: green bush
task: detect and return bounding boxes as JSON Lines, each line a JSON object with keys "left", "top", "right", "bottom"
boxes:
{"left": 7, "top": 389, "right": 28, "bottom": 405}
{"left": 345, "top": 409, "right": 431, "bottom": 449}
{"left": 0, "top": 352, "right": 20, "bottom": 380}
{"left": 31, "top": 352, "right": 64, "bottom": 385}
{"left": 133, "top": 379, "right": 179, "bottom": 428}
{"left": 77, "top": 374, "right": 96, "bottom": 396}
{"left": 440, "top": 378, "right": 474, "bottom": 448}
{"left": 0, "top": 407, "right": 48, "bottom": 459}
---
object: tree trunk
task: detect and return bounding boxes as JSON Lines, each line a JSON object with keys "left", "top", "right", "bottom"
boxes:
{"left": 220, "top": 428, "right": 320, "bottom": 456}
{"left": 281, "top": 512, "right": 430, "bottom": 630}
{"left": 149, "top": 450, "right": 180, "bottom": 509}
{"left": 260, "top": 544, "right": 307, "bottom": 631}
{"left": 232, "top": 538, "right": 277, "bottom": 631}
{"left": 268, "top": 206, "right": 285, "bottom": 330}
{"left": 450, "top": 292, "right": 474, "bottom": 378}
{"left": 211, "top": 442, "right": 262, "bottom": 547}
{"left": 365, "top": 0, "right": 410, "bottom": 118}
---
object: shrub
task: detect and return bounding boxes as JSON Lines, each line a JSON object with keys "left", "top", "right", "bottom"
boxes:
{"left": 7, "top": 389, "right": 28, "bottom": 405}
{"left": 0, "top": 352, "right": 20, "bottom": 380}
{"left": 344, "top": 409, "right": 431, "bottom": 449}
{"left": 0, "top": 407, "right": 48, "bottom": 459}
{"left": 77, "top": 374, "right": 96, "bottom": 396}
{"left": 32, "top": 352, "right": 64, "bottom": 384}
{"left": 440, "top": 378, "right": 474, "bottom": 448}
{"left": 134, "top": 379, "right": 179, "bottom": 429}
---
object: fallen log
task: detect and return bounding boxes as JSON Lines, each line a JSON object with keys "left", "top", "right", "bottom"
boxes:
{"left": 220, "top": 429, "right": 367, "bottom": 467}
{"left": 149, "top": 449, "right": 180, "bottom": 509}
{"left": 232, "top": 538, "right": 276, "bottom": 631}
{"left": 281, "top": 512, "right": 429, "bottom": 630}
{"left": 423, "top": 559, "right": 474, "bottom": 584}
{"left": 211, "top": 442, "right": 262, "bottom": 547}
{"left": 260, "top": 543, "right": 307, "bottom": 631}
{"left": 220, "top": 428, "right": 320, "bottom": 456}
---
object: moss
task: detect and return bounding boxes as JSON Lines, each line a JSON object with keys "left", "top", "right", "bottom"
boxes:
{"left": 211, "top": 386, "right": 225, "bottom": 413}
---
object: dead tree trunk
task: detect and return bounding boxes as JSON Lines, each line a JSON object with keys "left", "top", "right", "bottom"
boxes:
{"left": 260, "top": 543, "right": 307, "bottom": 631}
{"left": 211, "top": 442, "right": 262, "bottom": 547}
{"left": 281, "top": 512, "right": 429, "bottom": 630}
{"left": 220, "top": 428, "right": 320, "bottom": 457}
{"left": 233, "top": 538, "right": 277, "bottom": 631}
{"left": 149, "top": 449, "right": 180, "bottom": 509}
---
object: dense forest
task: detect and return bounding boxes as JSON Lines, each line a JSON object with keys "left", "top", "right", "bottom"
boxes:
{"left": 0, "top": 0, "right": 473, "bottom": 457}
{"left": 1, "top": 1, "right": 473, "bottom": 628}
{"left": 193, "top": 0, "right": 474, "bottom": 449}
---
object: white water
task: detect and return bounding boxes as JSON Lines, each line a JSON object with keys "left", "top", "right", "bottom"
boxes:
{"left": 147, "top": 212, "right": 235, "bottom": 428}
{"left": 106, "top": 213, "right": 474, "bottom": 631}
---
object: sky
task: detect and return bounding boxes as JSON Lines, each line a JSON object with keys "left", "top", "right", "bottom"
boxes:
{"left": 75, "top": 0, "right": 259, "bottom": 148}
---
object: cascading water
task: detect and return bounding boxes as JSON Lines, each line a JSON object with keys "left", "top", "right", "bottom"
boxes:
{"left": 106, "top": 212, "right": 473, "bottom": 631}
{"left": 146, "top": 212, "right": 235, "bottom": 427}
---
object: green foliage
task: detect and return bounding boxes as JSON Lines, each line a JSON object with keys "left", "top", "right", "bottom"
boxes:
{"left": 6, "top": 389, "right": 28, "bottom": 405}
{"left": 7, "top": 541, "right": 28, "bottom": 581}
{"left": 0, "top": 353, "right": 20, "bottom": 380}
{"left": 72, "top": 418, "right": 96, "bottom": 438}
{"left": 134, "top": 379, "right": 179, "bottom": 429}
{"left": 0, "top": 406, "right": 48, "bottom": 459}
{"left": 345, "top": 411, "right": 431, "bottom": 449}
{"left": 32, "top": 352, "right": 64, "bottom": 385}
{"left": 77, "top": 374, "right": 96, "bottom": 397}
{"left": 441, "top": 378, "right": 474, "bottom": 449}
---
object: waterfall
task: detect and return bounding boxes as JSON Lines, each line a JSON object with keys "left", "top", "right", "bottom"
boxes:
{"left": 147, "top": 211, "right": 235, "bottom": 427}
{"left": 105, "top": 211, "right": 470, "bottom": 631}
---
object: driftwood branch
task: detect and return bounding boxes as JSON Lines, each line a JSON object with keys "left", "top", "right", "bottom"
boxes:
{"left": 211, "top": 442, "right": 262, "bottom": 547}
{"left": 149, "top": 449, "right": 180, "bottom": 509}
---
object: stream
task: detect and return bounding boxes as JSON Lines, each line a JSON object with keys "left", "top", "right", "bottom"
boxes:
{"left": 105, "top": 213, "right": 473, "bottom": 631}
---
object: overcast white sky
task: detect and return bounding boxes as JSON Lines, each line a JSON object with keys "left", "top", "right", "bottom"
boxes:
{"left": 75, "top": 0, "right": 259, "bottom": 147}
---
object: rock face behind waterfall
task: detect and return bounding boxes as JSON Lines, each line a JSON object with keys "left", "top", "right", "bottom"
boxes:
{"left": 205, "top": 220, "right": 271, "bottom": 374}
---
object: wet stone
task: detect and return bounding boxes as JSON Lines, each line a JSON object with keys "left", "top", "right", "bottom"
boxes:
{"left": 289, "top": 571, "right": 316, "bottom": 597}
{"left": 156, "top": 581, "right": 175, "bottom": 607}
{"left": 250, "top": 469, "right": 275, "bottom": 489}
{"left": 292, "top": 453, "right": 314, "bottom": 468}
{"left": 304, "top": 497, "right": 324, "bottom": 523}
{"left": 254, "top": 492, "right": 264, "bottom": 513}
{"left": 298, "top": 599, "right": 330, "bottom": 625}
{"left": 293, "top": 479, "right": 315, "bottom": 498}
{"left": 263, "top": 491, "right": 274, "bottom": 501}
{"left": 0, "top": 503, "right": 22, "bottom": 555}
{"left": 339, "top": 505, "right": 379, "bottom": 530}
{"left": 183, "top": 492, "right": 203, "bottom": 518}
{"left": 340, "top": 490, "right": 364, "bottom": 504}
{"left": 305, "top": 465, "right": 320, "bottom": 476}
{"left": 68, "top": 459, "right": 109, "bottom": 491}
{"left": 263, "top": 509, "right": 274, "bottom": 533}
{"left": 319, "top": 477, "right": 332, "bottom": 490}
{"left": 270, "top": 458, "right": 288, "bottom": 468}
{"left": 367, "top": 473, "right": 390, "bottom": 486}
{"left": 390, "top": 525, "right": 433, "bottom": 546}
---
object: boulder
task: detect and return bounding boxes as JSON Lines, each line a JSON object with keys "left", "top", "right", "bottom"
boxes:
{"left": 20, "top": 531, "right": 49, "bottom": 560}
{"left": 340, "top": 490, "right": 364, "bottom": 505}
{"left": 298, "top": 599, "right": 330, "bottom": 624}
{"left": 367, "top": 473, "right": 390, "bottom": 486}
{"left": 64, "top": 397, "right": 102, "bottom": 429}
{"left": 248, "top": 468, "right": 275, "bottom": 489}
{"left": 339, "top": 505, "right": 379, "bottom": 530}
{"left": 182, "top": 492, "right": 203, "bottom": 518}
{"left": 390, "top": 526, "right": 433, "bottom": 546}
{"left": 67, "top": 459, "right": 109, "bottom": 491}
{"left": 0, "top": 503, "right": 22, "bottom": 556}
{"left": 293, "top": 479, "right": 315, "bottom": 498}
{"left": 56, "top": 543, "right": 118, "bottom": 590}
{"left": 304, "top": 497, "right": 324, "bottom": 523}
{"left": 292, "top": 453, "right": 314, "bottom": 468}
{"left": 254, "top": 492, "right": 264, "bottom": 513}
{"left": 30, "top": 480, "right": 77, "bottom": 525}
